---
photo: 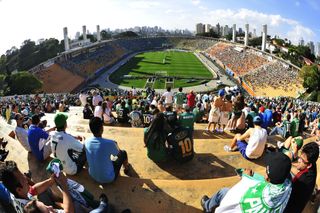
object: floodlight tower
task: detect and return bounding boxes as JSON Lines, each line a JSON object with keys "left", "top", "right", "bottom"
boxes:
{"left": 232, "top": 24, "right": 236, "bottom": 42}
{"left": 63, "top": 27, "right": 70, "bottom": 51}
{"left": 244, "top": 24, "right": 249, "bottom": 46}
{"left": 82, "top": 25, "right": 87, "bottom": 40}
{"left": 96, "top": 25, "right": 101, "bottom": 42}
{"left": 261, "top": 24, "right": 267, "bottom": 51}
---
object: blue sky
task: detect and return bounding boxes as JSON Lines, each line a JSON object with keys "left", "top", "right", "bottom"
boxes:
{"left": 0, "top": 0, "right": 318, "bottom": 55}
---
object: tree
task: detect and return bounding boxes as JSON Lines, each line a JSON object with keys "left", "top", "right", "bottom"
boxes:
{"left": 299, "top": 65, "right": 320, "bottom": 102}
{"left": 8, "top": 71, "right": 42, "bottom": 95}
{"left": 100, "top": 30, "right": 111, "bottom": 40}
{"left": 114, "top": 31, "right": 139, "bottom": 38}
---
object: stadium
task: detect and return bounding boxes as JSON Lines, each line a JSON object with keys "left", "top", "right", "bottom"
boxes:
{"left": 0, "top": 21, "right": 319, "bottom": 213}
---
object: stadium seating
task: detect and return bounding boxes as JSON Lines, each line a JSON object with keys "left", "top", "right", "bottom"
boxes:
{"left": 35, "top": 63, "right": 85, "bottom": 93}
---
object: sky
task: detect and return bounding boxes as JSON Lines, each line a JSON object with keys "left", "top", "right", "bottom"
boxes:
{"left": 0, "top": 0, "right": 319, "bottom": 55}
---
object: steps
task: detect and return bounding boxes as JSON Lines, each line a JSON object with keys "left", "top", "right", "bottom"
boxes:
{"left": 1, "top": 108, "right": 319, "bottom": 212}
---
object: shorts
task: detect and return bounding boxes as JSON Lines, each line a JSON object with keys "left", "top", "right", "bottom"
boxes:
{"left": 209, "top": 109, "right": 220, "bottom": 123}
{"left": 112, "top": 150, "right": 128, "bottom": 180}
{"left": 220, "top": 111, "right": 229, "bottom": 126}
{"left": 236, "top": 140, "right": 249, "bottom": 160}
{"left": 43, "top": 141, "right": 52, "bottom": 160}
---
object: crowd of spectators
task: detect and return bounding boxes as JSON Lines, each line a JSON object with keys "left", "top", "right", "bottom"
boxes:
{"left": 208, "top": 42, "right": 269, "bottom": 76}
{"left": 243, "top": 61, "right": 301, "bottom": 91}
{"left": 0, "top": 85, "right": 320, "bottom": 212}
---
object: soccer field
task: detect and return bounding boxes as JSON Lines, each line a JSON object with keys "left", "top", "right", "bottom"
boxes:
{"left": 109, "top": 51, "right": 213, "bottom": 89}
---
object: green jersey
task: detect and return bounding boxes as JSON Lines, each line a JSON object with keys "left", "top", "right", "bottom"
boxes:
{"left": 193, "top": 108, "right": 205, "bottom": 123}
{"left": 175, "top": 92, "right": 186, "bottom": 105}
{"left": 178, "top": 112, "right": 194, "bottom": 130}
{"left": 290, "top": 118, "right": 300, "bottom": 137}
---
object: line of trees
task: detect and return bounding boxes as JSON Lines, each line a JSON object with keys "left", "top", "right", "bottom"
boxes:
{"left": 299, "top": 65, "right": 320, "bottom": 102}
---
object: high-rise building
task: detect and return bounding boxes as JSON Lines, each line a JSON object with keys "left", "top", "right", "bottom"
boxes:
{"left": 299, "top": 38, "right": 305, "bottom": 46}
{"left": 308, "top": 41, "right": 315, "bottom": 55}
{"left": 223, "top": 25, "right": 229, "bottom": 36}
{"left": 216, "top": 23, "right": 221, "bottom": 35}
{"left": 317, "top": 42, "right": 320, "bottom": 57}
{"left": 196, "top": 23, "right": 204, "bottom": 34}
{"left": 239, "top": 28, "right": 243, "bottom": 34}
{"left": 205, "top": 24, "right": 211, "bottom": 33}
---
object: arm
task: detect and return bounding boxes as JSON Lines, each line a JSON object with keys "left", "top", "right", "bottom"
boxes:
{"left": 55, "top": 173, "right": 74, "bottom": 213}
{"left": 237, "top": 129, "right": 252, "bottom": 141}
{"left": 31, "top": 174, "right": 55, "bottom": 195}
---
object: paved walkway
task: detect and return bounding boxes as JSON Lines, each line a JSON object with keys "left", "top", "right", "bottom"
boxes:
{"left": 91, "top": 51, "right": 236, "bottom": 93}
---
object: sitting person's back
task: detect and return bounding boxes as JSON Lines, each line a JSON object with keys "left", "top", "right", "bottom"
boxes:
{"left": 117, "top": 102, "right": 129, "bottom": 124}
{"left": 144, "top": 113, "right": 171, "bottom": 162}
{"left": 85, "top": 117, "right": 130, "bottom": 183}
{"left": 163, "top": 106, "right": 177, "bottom": 129}
{"left": 178, "top": 105, "right": 195, "bottom": 131}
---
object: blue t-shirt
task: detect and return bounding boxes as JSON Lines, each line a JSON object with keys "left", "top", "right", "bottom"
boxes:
{"left": 0, "top": 183, "right": 10, "bottom": 203}
{"left": 263, "top": 109, "right": 273, "bottom": 128}
{"left": 84, "top": 137, "right": 119, "bottom": 183}
{"left": 28, "top": 124, "right": 49, "bottom": 161}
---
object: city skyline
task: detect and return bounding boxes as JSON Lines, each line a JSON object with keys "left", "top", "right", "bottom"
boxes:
{"left": 0, "top": 0, "right": 319, "bottom": 55}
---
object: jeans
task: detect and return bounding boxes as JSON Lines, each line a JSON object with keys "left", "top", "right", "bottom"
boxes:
{"left": 204, "top": 187, "right": 229, "bottom": 212}
{"left": 269, "top": 126, "right": 284, "bottom": 137}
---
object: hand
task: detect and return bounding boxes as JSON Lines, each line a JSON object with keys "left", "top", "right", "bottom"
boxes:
{"left": 243, "top": 168, "right": 254, "bottom": 176}
{"left": 54, "top": 173, "right": 68, "bottom": 190}
{"left": 292, "top": 141, "right": 298, "bottom": 153}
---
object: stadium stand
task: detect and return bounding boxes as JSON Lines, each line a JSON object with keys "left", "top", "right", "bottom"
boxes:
{"left": 35, "top": 63, "right": 85, "bottom": 93}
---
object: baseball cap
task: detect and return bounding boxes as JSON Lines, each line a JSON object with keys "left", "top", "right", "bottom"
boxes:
{"left": 259, "top": 106, "right": 265, "bottom": 112}
{"left": 265, "top": 152, "right": 291, "bottom": 184}
{"left": 253, "top": 116, "right": 262, "bottom": 125}
{"left": 21, "top": 109, "right": 29, "bottom": 116}
{"left": 218, "top": 89, "right": 225, "bottom": 97}
{"left": 54, "top": 113, "right": 68, "bottom": 128}
{"left": 294, "top": 137, "right": 304, "bottom": 149}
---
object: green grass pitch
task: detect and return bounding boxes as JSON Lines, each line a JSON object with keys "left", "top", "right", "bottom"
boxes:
{"left": 109, "top": 51, "right": 213, "bottom": 89}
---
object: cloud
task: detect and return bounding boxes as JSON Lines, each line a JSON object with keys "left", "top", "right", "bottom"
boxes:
{"left": 128, "top": 0, "right": 160, "bottom": 9}
{"left": 287, "top": 25, "right": 315, "bottom": 44}
{"left": 191, "top": 0, "right": 200, "bottom": 6}
{"left": 203, "top": 8, "right": 314, "bottom": 44}
{"left": 295, "top": 1, "right": 300, "bottom": 6}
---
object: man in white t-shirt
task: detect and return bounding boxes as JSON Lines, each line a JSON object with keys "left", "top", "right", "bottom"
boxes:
{"left": 94, "top": 101, "right": 103, "bottom": 119}
{"left": 9, "top": 113, "right": 31, "bottom": 152}
{"left": 224, "top": 116, "right": 267, "bottom": 160}
{"left": 92, "top": 91, "right": 103, "bottom": 107}
{"left": 162, "top": 87, "right": 173, "bottom": 106}
{"left": 49, "top": 113, "right": 86, "bottom": 175}
{"left": 79, "top": 90, "right": 89, "bottom": 106}
{"left": 201, "top": 152, "right": 292, "bottom": 213}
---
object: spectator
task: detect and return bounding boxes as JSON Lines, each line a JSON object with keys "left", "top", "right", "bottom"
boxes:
{"left": 92, "top": 91, "right": 103, "bottom": 108}
{"left": 206, "top": 90, "right": 224, "bottom": 133}
{"left": 102, "top": 102, "right": 115, "bottom": 125}
{"left": 79, "top": 90, "right": 89, "bottom": 107}
{"left": 49, "top": 113, "right": 86, "bottom": 175}
{"left": 163, "top": 105, "right": 178, "bottom": 129}
{"left": 83, "top": 103, "right": 94, "bottom": 120}
{"left": 162, "top": 87, "right": 173, "bottom": 106}
{"left": 174, "top": 87, "right": 185, "bottom": 112}
{"left": 277, "top": 136, "right": 303, "bottom": 161}
{"left": 28, "top": 115, "right": 55, "bottom": 161}
{"left": 193, "top": 103, "right": 205, "bottom": 123}
{"left": 94, "top": 101, "right": 103, "bottom": 120}
{"left": 117, "top": 101, "right": 130, "bottom": 124}
{"left": 224, "top": 116, "right": 267, "bottom": 160}
{"left": 9, "top": 113, "right": 31, "bottom": 152}
{"left": 85, "top": 117, "right": 130, "bottom": 183}
{"left": 187, "top": 90, "right": 196, "bottom": 109}
{"left": 178, "top": 104, "right": 195, "bottom": 132}
{"left": 284, "top": 142, "right": 319, "bottom": 213}
{"left": 201, "top": 152, "right": 292, "bottom": 213}
{"left": 144, "top": 113, "right": 171, "bottom": 162}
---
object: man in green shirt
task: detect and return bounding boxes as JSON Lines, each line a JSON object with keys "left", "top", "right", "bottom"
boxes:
{"left": 193, "top": 103, "right": 205, "bottom": 123}
{"left": 290, "top": 113, "right": 300, "bottom": 137}
{"left": 174, "top": 87, "right": 186, "bottom": 112}
{"left": 178, "top": 104, "right": 195, "bottom": 131}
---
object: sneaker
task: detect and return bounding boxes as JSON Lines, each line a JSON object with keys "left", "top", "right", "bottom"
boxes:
{"left": 224, "top": 145, "right": 232, "bottom": 152}
{"left": 200, "top": 195, "right": 209, "bottom": 212}
{"left": 219, "top": 128, "right": 224, "bottom": 133}
{"left": 277, "top": 141, "right": 284, "bottom": 149}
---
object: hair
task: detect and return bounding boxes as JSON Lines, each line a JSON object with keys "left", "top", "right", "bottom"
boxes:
{"left": 179, "top": 87, "right": 182, "bottom": 92}
{"left": 102, "top": 102, "right": 108, "bottom": 113}
{"left": 31, "top": 115, "right": 40, "bottom": 125}
{"left": 0, "top": 161, "right": 21, "bottom": 197}
{"left": 24, "top": 199, "right": 42, "bottom": 213}
{"left": 167, "top": 87, "right": 171, "bottom": 92}
{"left": 89, "top": 117, "right": 103, "bottom": 135}
{"left": 165, "top": 105, "right": 172, "bottom": 112}
{"left": 302, "top": 142, "right": 319, "bottom": 164}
